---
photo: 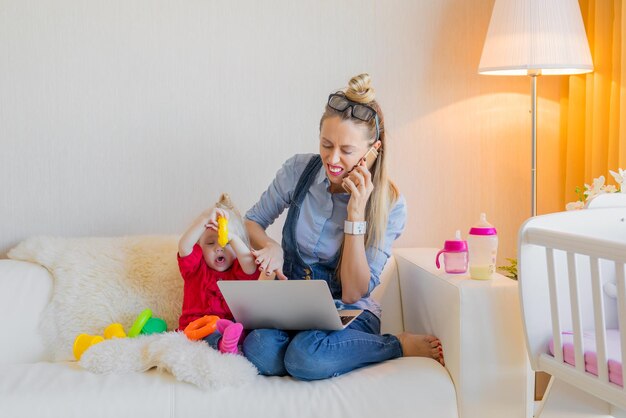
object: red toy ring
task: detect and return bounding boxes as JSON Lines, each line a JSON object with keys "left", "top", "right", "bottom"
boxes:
{"left": 184, "top": 315, "right": 219, "bottom": 340}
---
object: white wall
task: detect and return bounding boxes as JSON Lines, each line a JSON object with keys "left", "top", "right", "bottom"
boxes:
{"left": 0, "top": 0, "right": 562, "bottom": 265}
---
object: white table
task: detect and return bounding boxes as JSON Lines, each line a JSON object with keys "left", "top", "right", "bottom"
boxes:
{"left": 393, "top": 248, "right": 532, "bottom": 418}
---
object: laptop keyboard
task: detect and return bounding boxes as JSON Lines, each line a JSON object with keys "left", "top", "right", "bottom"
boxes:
{"left": 339, "top": 315, "right": 355, "bottom": 325}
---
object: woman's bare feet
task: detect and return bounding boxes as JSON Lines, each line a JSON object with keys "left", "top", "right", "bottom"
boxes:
{"left": 397, "top": 333, "right": 444, "bottom": 366}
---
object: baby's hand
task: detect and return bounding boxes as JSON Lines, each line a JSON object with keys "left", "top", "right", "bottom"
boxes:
{"left": 204, "top": 208, "right": 229, "bottom": 231}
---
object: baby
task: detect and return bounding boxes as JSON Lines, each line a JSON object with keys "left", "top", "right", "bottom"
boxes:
{"left": 177, "top": 193, "right": 260, "bottom": 354}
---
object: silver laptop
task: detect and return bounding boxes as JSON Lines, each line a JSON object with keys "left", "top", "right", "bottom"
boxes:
{"left": 217, "top": 280, "right": 363, "bottom": 331}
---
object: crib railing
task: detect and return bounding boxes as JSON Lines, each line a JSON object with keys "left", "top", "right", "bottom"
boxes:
{"left": 519, "top": 208, "right": 626, "bottom": 411}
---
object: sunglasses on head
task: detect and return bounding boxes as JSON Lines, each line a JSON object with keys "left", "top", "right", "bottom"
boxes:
{"left": 327, "top": 93, "right": 380, "bottom": 140}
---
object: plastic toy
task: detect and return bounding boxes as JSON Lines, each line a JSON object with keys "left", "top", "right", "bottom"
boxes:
{"left": 128, "top": 308, "right": 152, "bottom": 337}
{"left": 73, "top": 334, "right": 104, "bottom": 361}
{"left": 141, "top": 317, "right": 167, "bottom": 335}
{"left": 184, "top": 315, "right": 219, "bottom": 340}
{"left": 73, "top": 309, "right": 168, "bottom": 361}
{"left": 74, "top": 323, "right": 126, "bottom": 361}
{"left": 103, "top": 323, "right": 126, "bottom": 339}
{"left": 217, "top": 216, "right": 228, "bottom": 247}
{"left": 128, "top": 309, "right": 168, "bottom": 336}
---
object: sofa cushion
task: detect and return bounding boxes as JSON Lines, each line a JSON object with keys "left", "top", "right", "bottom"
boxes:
{"left": 0, "top": 260, "right": 52, "bottom": 364}
{"left": 0, "top": 358, "right": 457, "bottom": 418}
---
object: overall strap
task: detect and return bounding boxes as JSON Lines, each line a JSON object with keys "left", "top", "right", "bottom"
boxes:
{"left": 281, "top": 154, "right": 344, "bottom": 300}
{"left": 281, "top": 155, "right": 323, "bottom": 274}
{"left": 290, "top": 155, "right": 322, "bottom": 208}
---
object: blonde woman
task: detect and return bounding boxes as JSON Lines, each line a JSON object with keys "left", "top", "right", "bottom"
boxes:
{"left": 243, "top": 74, "right": 444, "bottom": 379}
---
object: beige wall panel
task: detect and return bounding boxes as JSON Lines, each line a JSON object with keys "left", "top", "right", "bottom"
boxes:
{"left": 0, "top": 0, "right": 564, "bottom": 267}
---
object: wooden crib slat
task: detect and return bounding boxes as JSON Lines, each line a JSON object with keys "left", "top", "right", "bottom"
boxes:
{"left": 616, "top": 262, "right": 626, "bottom": 393}
{"left": 567, "top": 252, "right": 585, "bottom": 373}
{"left": 546, "top": 248, "right": 563, "bottom": 363}
{"left": 590, "top": 257, "right": 609, "bottom": 383}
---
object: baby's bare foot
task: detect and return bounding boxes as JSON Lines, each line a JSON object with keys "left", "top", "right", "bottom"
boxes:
{"left": 397, "top": 332, "right": 444, "bottom": 366}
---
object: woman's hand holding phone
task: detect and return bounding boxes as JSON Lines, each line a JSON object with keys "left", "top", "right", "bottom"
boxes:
{"left": 342, "top": 143, "right": 379, "bottom": 193}
{"left": 343, "top": 141, "right": 380, "bottom": 220}
{"left": 343, "top": 159, "right": 375, "bottom": 221}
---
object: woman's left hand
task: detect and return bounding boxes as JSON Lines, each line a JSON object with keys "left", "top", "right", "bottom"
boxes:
{"left": 343, "top": 160, "right": 374, "bottom": 220}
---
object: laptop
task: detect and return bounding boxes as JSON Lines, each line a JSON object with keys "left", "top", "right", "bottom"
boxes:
{"left": 217, "top": 280, "right": 363, "bottom": 331}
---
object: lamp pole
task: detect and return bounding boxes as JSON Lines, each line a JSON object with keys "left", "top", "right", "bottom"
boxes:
{"left": 478, "top": 0, "right": 593, "bottom": 219}
{"left": 530, "top": 71, "right": 539, "bottom": 217}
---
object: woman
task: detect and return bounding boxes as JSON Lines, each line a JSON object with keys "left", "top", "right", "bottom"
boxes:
{"left": 243, "top": 74, "right": 443, "bottom": 380}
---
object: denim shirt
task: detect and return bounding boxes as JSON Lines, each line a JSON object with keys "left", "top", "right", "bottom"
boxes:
{"left": 245, "top": 153, "right": 407, "bottom": 317}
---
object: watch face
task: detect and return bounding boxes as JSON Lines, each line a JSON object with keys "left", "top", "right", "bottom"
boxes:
{"left": 354, "top": 223, "right": 366, "bottom": 234}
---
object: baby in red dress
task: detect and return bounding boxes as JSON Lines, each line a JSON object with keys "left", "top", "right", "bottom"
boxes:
{"left": 177, "top": 193, "right": 261, "bottom": 354}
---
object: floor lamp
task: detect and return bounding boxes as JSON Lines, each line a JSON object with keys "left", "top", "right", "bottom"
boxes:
{"left": 478, "top": 0, "right": 593, "bottom": 217}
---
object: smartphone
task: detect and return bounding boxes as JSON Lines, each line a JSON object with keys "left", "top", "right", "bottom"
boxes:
{"left": 342, "top": 146, "right": 379, "bottom": 192}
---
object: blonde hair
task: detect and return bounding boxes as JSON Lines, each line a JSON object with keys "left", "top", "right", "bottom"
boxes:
{"left": 320, "top": 73, "right": 400, "bottom": 251}
{"left": 214, "top": 193, "right": 250, "bottom": 247}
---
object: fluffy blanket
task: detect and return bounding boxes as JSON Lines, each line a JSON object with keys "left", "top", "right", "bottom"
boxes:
{"left": 8, "top": 235, "right": 258, "bottom": 389}
{"left": 79, "top": 332, "right": 257, "bottom": 390}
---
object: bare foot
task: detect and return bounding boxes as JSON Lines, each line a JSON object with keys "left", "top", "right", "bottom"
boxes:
{"left": 397, "top": 332, "right": 444, "bottom": 366}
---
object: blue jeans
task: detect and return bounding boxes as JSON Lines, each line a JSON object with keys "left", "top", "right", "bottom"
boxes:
{"left": 202, "top": 331, "right": 221, "bottom": 349}
{"left": 242, "top": 310, "right": 403, "bottom": 380}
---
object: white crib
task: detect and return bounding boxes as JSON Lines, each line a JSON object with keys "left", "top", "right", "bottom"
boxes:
{"left": 519, "top": 204, "right": 626, "bottom": 418}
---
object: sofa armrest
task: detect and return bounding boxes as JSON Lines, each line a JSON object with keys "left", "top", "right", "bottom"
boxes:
{"left": 394, "top": 248, "right": 531, "bottom": 418}
{"left": 0, "top": 259, "right": 52, "bottom": 364}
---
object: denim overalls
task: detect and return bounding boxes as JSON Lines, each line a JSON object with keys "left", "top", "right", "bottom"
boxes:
{"left": 242, "top": 155, "right": 403, "bottom": 380}
{"left": 281, "top": 155, "right": 343, "bottom": 298}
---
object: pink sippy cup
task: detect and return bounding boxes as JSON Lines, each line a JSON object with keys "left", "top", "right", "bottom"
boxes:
{"left": 435, "top": 230, "right": 469, "bottom": 274}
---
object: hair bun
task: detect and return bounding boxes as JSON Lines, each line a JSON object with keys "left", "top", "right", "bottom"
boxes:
{"left": 345, "top": 73, "right": 375, "bottom": 104}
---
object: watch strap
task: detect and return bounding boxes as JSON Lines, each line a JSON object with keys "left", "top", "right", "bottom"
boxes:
{"left": 344, "top": 220, "right": 367, "bottom": 235}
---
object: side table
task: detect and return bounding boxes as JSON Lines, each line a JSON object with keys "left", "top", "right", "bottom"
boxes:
{"left": 393, "top": 248, "right": 532, "bottom": 418}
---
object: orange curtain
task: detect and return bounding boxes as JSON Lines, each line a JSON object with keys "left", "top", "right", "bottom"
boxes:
{"left": 559, "top": 0, "right": 625, "bottom": 207}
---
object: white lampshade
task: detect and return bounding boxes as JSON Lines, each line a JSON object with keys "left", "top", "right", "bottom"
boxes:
{"left": 478, "top": 0, "right": 593, "bottom": 75}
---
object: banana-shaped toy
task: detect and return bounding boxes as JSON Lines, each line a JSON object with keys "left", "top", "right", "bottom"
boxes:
{"left": 217, "top": 216, "right": 229, "bottom": 247}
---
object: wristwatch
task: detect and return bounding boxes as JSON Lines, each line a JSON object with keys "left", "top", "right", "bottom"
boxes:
{"left": 344, "top": 220, "right": 367, "bottom": 235}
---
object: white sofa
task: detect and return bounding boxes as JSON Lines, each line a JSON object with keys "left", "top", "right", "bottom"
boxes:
{"left": 0, "top": 238, "right": 529, "bottom": 418}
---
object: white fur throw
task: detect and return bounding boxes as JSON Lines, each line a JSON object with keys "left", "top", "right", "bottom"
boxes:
{"left": 8, "top": 235, "right": 183, "bottom": 361}
{"left": 8, "top": 235, "right": 258, "bottom": 389}
{"left": 80, "top": 332, "right": 258, "bottom": 390}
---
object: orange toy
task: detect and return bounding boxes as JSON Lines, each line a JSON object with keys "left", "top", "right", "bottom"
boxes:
{"left": 184, "top": 315, "right": 219, "bottom": 340}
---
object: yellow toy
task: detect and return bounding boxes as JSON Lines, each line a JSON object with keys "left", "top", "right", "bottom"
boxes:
{"left": 73, "top": 323, "right": 126, "bottom": 361}
{"left": 217, "top": 216, "right": 229, "bottom": 247}
{"left": 73, "top": 334, "right": 104, "bottom": 361}
{"left": 104, "top": 323, "right": 126, "bottom": 339}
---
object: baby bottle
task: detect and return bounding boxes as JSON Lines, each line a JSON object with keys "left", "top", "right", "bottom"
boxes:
{"left": 467, "top": 213, "right": 498, "bottom": 280}
{"left": 435, "top": 230, "right": 468, "bottom": 274}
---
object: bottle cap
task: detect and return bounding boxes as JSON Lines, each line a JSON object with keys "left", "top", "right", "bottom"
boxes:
{"left": 469, "top": 213, "right": 497, "bottom": 236}
{"left": 443, "top": 230, "right": 468, "bottom": 252}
